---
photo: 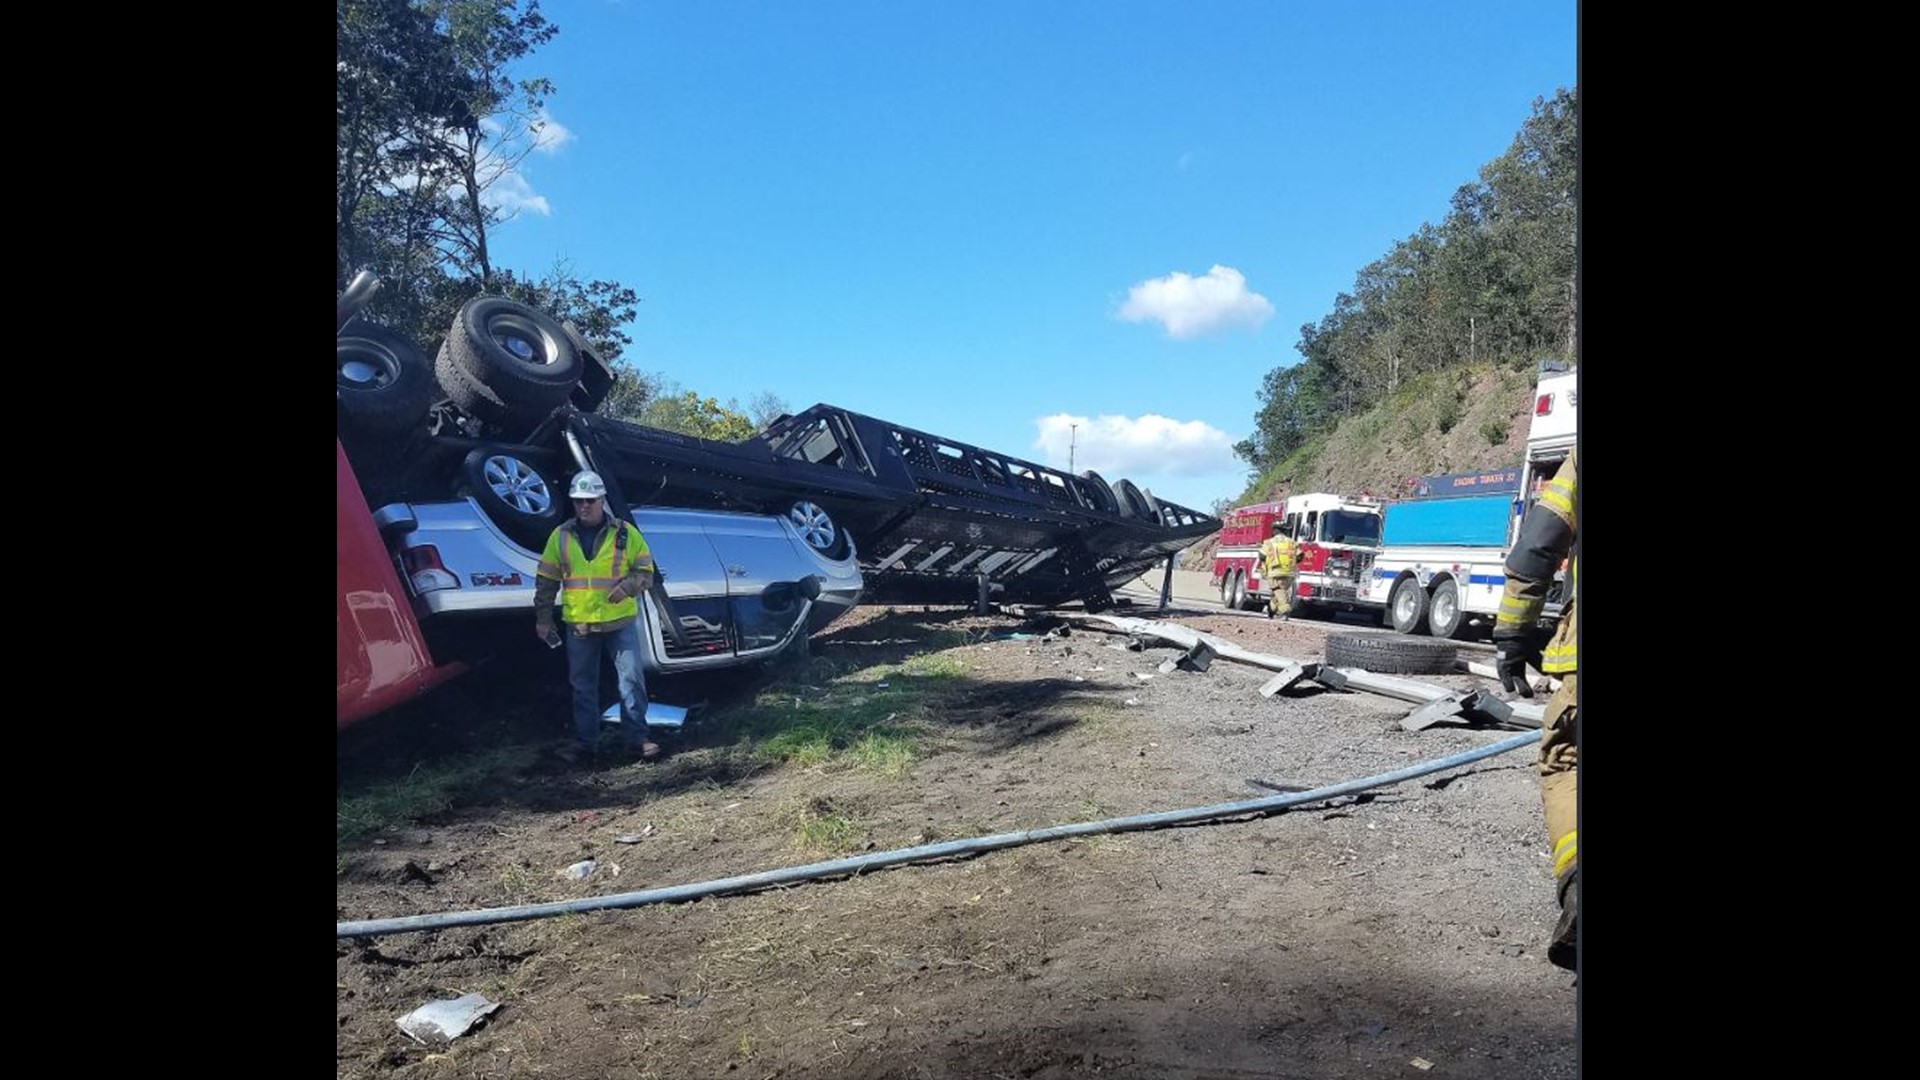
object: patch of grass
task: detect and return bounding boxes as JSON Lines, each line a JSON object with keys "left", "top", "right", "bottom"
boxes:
{"left": 900, "top": 654, "right": 968, "bottom": 678}
{"left": 785, "top": 796, "right": 865, "bottom": 852}
{"left": 849, "top": 731, "right": 917, "bottom": 776}
{"left": 498, "top": 863, "right": 538, "bottom": 897}
{"left": 699, "top": 653, "right": 959, "bottom": 770}
{"left": 335, "top": 745, "right": 539, "bottom": 849}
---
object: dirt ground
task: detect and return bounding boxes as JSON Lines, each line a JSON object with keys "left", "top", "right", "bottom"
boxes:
{"left": 336, "top": 600, "right": 1577, "bottom": 1079}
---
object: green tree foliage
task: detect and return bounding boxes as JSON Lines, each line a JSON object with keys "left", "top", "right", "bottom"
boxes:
{"left": 336, "top": 0, "right": 627, "bottom": 361}
{"left": 636, "top": 391, "right": 759, "bottom": 442}
{"left": 1236, "top": 88, "right": 1576, "bottom": 478}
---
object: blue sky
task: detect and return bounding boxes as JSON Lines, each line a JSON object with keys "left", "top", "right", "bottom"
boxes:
{"left": 483, "top": 1, "right": 1576, "bottom": 513}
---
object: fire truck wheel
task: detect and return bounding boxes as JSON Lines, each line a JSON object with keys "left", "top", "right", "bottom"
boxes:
{"left": 1388, "top": 576, "right": 1431, "bottom": 635}
{"left": 1324, "top": 632, "right": 1458, "bottom": 675}
{"left": 1289, "top": 581, "right": 1321, "bottom": 619}
{"left": 1428, "top": 577, "right": 1470, "bottom": 639}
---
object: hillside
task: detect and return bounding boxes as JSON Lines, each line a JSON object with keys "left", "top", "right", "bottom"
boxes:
{"left": 1182, "top": 363, "right": 1544, "bottom": 568}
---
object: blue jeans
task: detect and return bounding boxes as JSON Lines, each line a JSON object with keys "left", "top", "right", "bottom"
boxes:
{"left": 565, "top": 622, "right": 650, "bottom": 753}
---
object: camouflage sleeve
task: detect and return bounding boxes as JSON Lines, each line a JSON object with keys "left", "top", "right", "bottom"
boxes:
{"left": 1495, "top": 449, "right": 1576, "bottom": 636}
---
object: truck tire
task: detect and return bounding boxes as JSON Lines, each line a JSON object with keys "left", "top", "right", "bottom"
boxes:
{"left": 1078, "top": 470, "right": 1120, "bottom": 514}
{"left": 1324, "top": 632, "right": 1459, "bottom": 675}
{"left": 1388, "top": 576, "right": 1431, "bottom": 635}
{"left": 1428, "top": 577, "right": 1471, "bottom": 639}
{"left": 458, "top": 446, "right": 563, "bottom": 552}
{"left": 337, "top": 322, "right": 434, "bottom": 439}
{"left": 1289, "top": 580, "right": 1322, "bottom": 620}
{"left": 1114, "top": 479, "right": 1161, "bottom": 523}
{"left": 436, "top": 297, "right": 581, "bottom": 426}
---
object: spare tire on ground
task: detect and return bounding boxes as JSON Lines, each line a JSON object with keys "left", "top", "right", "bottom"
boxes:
{"left": 1323, "top": 632, "right": 1459, "bottom": 675}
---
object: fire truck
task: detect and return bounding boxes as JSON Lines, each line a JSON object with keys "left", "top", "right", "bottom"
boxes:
{"left": 1351, "top": 362, "right": 1576, "bottom": 637}
{"left": 1210, "top": 492, "right": 1383, "bottom": 615}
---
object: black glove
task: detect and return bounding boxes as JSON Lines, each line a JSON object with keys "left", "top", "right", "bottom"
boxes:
{"left": 1492, "top": 630, "right": 1545, "bottom": 697}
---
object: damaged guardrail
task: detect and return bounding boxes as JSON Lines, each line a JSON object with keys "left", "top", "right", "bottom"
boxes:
{"left": 1034, "top": 611, "right": 1545, "bottom": 732}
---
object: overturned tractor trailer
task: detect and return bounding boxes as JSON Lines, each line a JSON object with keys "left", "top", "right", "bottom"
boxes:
{"left": 1351, "top": 363, "right": 1577, "bottom": 638}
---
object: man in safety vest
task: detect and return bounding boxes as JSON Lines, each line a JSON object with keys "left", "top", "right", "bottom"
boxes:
{"left": 534, "top": 470, "right": 660, "bottom": 763}
{"left": 1258, "top": 520, "right": 1295, "bottom": 619}
{"left": 1492, "top": 447, "right": 1578, "bottom": 971}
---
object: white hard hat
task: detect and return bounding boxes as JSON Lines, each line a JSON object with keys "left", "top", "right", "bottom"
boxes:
{"left": 568, "top": 471, "right": 607, "bottom": 499}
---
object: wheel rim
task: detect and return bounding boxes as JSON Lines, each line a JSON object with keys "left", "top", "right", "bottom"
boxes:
{"left": 1432, "top": 586, "right": 1457, "bottom": 632}
{"left": 1394, "top": 583, "right": 1417, "bottom": 624}
{"left": 789, "top": 501, "right": 838, "bottom": 552}
{"left": 338, "top": 341, "right": 399, "bottom": 390}
{"left": 486, "top": 312, "right": 562, "bottom": 368}
{"left": 482, "top": 455, "right": 551, "bottom": 514}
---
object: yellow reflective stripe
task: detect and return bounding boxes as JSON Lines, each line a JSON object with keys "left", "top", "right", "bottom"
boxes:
{"left": 1553, "top": 832, "right": 1578, "bottom": 876}
{"left": 1499, "top": 596, "right": 1536, "bottom": 616}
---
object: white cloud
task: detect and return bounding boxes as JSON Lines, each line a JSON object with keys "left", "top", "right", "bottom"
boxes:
{"left": 1116, "top": 265, "right": 1273, "bottom": 339}
{"left": 1032, "top": 412, "right": 1237, "bottom": 477}
{"left": 476, "top": 171, "right": 552, "bottom": 217}
{"left": 530, "top": 111, "right": 574, "bottom": 154}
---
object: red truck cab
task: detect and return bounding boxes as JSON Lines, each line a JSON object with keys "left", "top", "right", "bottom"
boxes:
{"left": 336, "top": 439, "right": 466, "bottom": 729}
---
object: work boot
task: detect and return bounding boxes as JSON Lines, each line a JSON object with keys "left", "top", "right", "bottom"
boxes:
{"left": 1548, "top": 867, "right": 1578, "bottom": 971}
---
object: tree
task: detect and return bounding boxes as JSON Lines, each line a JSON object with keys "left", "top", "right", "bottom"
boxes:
{"left": 747, "top": 391, "right": 792, "bottom": 428}
{"left": 1238, "top": 87, "right": 1577, "bottom": 480}
{"left": 417, "top": 0, "right": 559, "bottom": 288}
{"left": 638, "top": 391, "right": 759, "bottom": 442}
{"left": 336, "top": 0, "right": 636, "bottom": 364}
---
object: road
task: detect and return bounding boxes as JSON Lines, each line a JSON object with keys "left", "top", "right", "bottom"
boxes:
{"left": 1110, "top": 565, "right": 1494, "bottom": 648}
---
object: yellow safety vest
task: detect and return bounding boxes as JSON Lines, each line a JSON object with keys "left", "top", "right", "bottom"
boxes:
{"left": 1260, "top": 535, "right": 1295, "bottom": 576}
{"left": 538, "top": 519, "right": 655, "bottom": 627}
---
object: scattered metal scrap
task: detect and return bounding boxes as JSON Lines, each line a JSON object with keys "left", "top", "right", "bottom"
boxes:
{"left": 1036, "top": 610, "right": 1544, "bottom": 731}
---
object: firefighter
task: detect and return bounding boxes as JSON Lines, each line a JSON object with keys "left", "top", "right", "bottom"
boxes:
{"left": 1492, "top": 447, "right": 1578, "bottom": 971}
{"left": 1258, "top": 519, "right": 1296, "bottom": 620}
